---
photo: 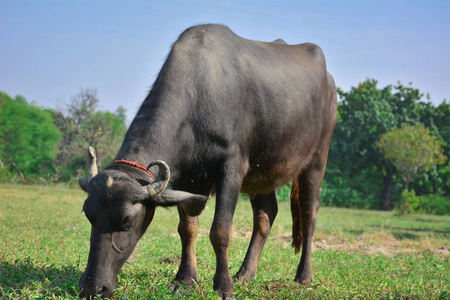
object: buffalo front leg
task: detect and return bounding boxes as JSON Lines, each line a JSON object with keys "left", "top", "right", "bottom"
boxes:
{"left": 210, "top": 169, "right": 242, "bottom": 299}
{"left": 234, "top": 192, "right": 278, "bottom": 281}
{"left": 169, "top": 209, "right": 200, "bottom": 292}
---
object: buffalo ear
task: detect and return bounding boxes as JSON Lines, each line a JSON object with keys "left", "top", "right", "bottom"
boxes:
{"left": 153, "top": 190, "right": 208, "bottom": 216}
{"left": 79, "top": 178, "right": 89, "bottom": 192}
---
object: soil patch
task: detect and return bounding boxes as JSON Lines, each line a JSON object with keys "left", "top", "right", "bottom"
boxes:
{"left": 269, "top": 232, "right": 450, "bottom": 257}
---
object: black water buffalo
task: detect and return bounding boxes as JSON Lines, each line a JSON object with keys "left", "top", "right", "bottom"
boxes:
{"left": 78, "top": 24, "right": 337, "bottom": 299}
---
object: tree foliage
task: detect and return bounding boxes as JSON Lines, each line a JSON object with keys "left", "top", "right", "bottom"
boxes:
{"left": 0, "top": 92, "right": 61, "bottom": 181}
{"left": 378, "top": 126, "right": 447, "bottom": 189}
{"left": 326, "top": 79, "right": 424, "bottom": 210}
{"left": 52, "top": 89, "right": 128, "bottom": 182}
{"left": 325, "top": 79, "right": 450, "bottom": 212}
{"left": 0, "top": 90, "right": 127, "bottom": 183}
{"left": 414, "top": 100, "right": 450, "bottom": 195}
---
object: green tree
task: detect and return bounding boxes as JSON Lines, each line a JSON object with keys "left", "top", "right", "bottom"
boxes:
{"left": 0, "top": 91, "right": 62, "bottom": 181}
{"left": 52, "top": 89, "right": 127, "bottom": 181}
{"left": 52, "top": 89, "right": 99, "bottom": 181}
{"left": 377, "top": 126, "right": 447, "bottom": 213}
{"left": 327, "top": 79, "right": 425, "bottom": 210}
{"left": 415, "top": 100, "right": 450, "bottom": 195}
{"left": 87, "top": 109, "right": 128, "bottom": 168}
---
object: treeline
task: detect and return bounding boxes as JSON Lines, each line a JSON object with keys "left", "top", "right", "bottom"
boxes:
{"left": 0, "top": 89, "right": 127, "bottom": 184}
{"left": 1, "top": 80, "right": 449, "bottom": 214}
{"left": 322, "top": 79, "right": 449, "bottom": 214}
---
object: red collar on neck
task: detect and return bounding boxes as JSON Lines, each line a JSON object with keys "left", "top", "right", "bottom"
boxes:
{"left": 113, "top": 159, "right": 155, "bottom": 181}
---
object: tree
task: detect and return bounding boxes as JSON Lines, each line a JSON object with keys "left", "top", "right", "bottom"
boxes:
{"left": 52, "top": 89, "right": 127, "bottom": 181}
{"left": 326, "top": 79, "right": 425, "bottom": 210}
{"left": 68, "top": 88, "right": 99, "bottom": 132}
{"left": 377, "top": 126, "right": 447, "bottom": 213}
{"left": 86, "top": 109, "right": 128, "bottom": 168}
{"left": 0, "top": 89, "right": 127, "bottom": 183}
{"left": 0, "top": 92, "right": 61, "bottom": 181}
{"left": 415, "top": 100, "right": 450, "bottom": 195}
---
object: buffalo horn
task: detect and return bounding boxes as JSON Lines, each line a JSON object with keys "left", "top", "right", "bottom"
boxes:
{"left": 78, "top": 146, "right": 98, "bottom": 191}
{"left": 142, "top": 160, "right": 170, "bottom": 198}
{"left": 86, "top": 146, "right": 98, "bottom": 181}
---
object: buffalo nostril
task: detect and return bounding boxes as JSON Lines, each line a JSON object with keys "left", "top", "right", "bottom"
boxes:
{"left": 96, "top": 285, "right": 106, "bottom": 295}
{"left": 78, "top": 284, "right": 106, "bottom": 298}
{"left": 78, "top": 288, "right": 92, "bottom": 299}
{"left": 78, "top": 273, "right": 114, "bottom": 298}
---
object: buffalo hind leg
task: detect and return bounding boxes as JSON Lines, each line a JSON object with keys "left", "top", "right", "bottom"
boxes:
{"left": 169, "top": 209, "right": 200, "bottom": 292}
{"left": 293, "top": 171, "right": 319, "bottom": 284}
{"left": 294, "top": 76, "right": 336, "bottom": 283}
{"left": 294, "top": 145, "right": 331, "bottom": 284}
{"left": 234, "top": 192, "right": 278, "bottom": 281}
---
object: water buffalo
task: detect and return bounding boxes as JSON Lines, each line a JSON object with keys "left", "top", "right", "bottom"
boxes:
{"left": 78, "top": 24, "right": 336, "bottom": 299}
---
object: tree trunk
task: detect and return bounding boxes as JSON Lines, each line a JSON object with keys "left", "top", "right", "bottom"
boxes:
{"left": 380, "top": 167, "right": 395, "bottom": 211}
{"left": 401, "top": 182, "right": 409, "bottom": 215}
{"left": 6, "top": 157, "right": 25, "bottom": 180}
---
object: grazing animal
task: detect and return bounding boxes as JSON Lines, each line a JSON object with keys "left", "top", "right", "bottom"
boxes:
{"left": 78, "top": 24, "right": 337, "bottom": 299}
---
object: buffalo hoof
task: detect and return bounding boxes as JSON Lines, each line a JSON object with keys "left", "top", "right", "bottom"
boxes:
{"left": 294, "top": 275, "right": 313, "bottom": 284}
{"left": 215, "top": 286, "right": 235, "bottom": 300}
{"left": 168, "top": 280, "right": 195, "bottom": 295}
{"left": 294, "top": 277, "right": 314, "bottom": 290}
{"left": 233, "top": 270, "right": 256, "bottom": 283}
{"left": 217, "top": 294, "right": 237, "bottom": 300}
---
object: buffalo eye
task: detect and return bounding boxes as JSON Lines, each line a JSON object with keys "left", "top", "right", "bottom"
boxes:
{"left": 121, "top": 214, "right": 135, "bottom": 231}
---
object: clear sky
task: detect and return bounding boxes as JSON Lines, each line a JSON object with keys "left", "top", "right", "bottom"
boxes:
{"left": 1, "top": 0, "right": 449, "bottom": 122}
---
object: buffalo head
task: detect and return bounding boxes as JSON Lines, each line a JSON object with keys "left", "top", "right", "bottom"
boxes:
{"left": 77, "top": 146, "right": 207, "bottom": 298}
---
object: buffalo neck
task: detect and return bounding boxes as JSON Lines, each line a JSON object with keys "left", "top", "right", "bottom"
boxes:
{"left": 114, "top": 86, "right": 195, "bottom": 183}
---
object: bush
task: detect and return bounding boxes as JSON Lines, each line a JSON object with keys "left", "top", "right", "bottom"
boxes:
{"left": 0, "top": 167, "right": 21, "bottom": 184}
{"left": 275, "top": 183, "right": 291, "bottom": 202}
{"left": 320, "top": 181, "right": 372, "bottom": 209}
{"left": 399, "top": 189, "right": 450, "bottom": 215}
{"left": 411, "top": 192, "right": 450, "bottom": 215}
{"left": 276, "top": 181, "right": 376, "bottom": 209}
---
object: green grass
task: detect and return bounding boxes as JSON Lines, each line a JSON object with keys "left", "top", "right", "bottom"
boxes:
{"left": 0, "top": 184, "right": 449, "bottom": 299}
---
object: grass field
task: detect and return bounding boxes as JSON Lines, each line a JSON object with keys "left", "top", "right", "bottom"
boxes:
{"left": 0, "top": 184, "right": 449, "bottom": 299}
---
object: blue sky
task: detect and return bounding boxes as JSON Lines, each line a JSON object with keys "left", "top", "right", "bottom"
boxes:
{"left": 1, "top": 0, "right": 449, "bottom": 122}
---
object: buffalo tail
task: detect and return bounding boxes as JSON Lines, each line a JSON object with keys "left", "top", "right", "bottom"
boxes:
{"left": 290, "top": 177, "right": 302, "bottom": 254}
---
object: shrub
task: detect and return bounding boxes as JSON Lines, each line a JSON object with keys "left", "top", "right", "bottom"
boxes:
{"left": 399, "top": 189, "right": 450, "bottom": 215}
{"left": 415, "top": 193, "right": 450, "bottom": 215}
{"left": 275, "top": 183, "right": 291, "bottom": 202}
{"left": 320, "top": 183, "right": 371, "bottom": 209}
